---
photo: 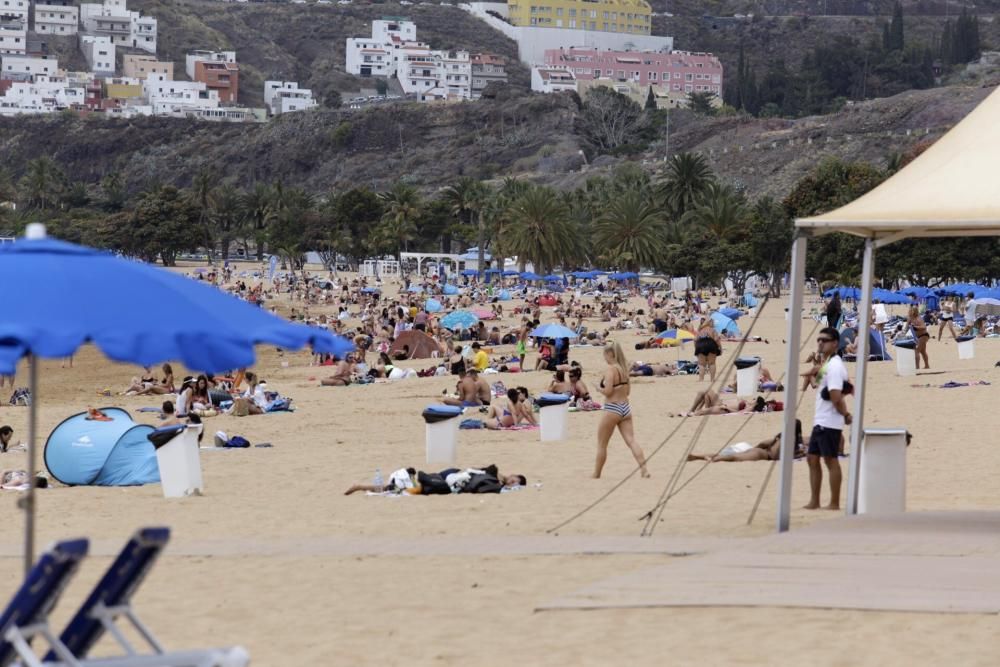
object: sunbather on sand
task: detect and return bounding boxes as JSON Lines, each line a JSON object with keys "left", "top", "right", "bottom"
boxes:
{"left": 672, "top": 390, "right": 765, "bottom": 417}
{"left": 688, "top": 421, "right": 804, "bottom": 462}
{"left": 484, "top": 388, "right": 536, "bottom": 429}
{"left": 0, "top": 425, "right": 14, "bottom": 453}
{"left": 629, "top": 361, "right": 677, "bottom": 377}
{"left": 133, "top": 363, "right": 175, "bottom": 396}
{"left": 321, "top": 355, "right": 355, "bottom": 386}
{"left": 442, "top": 369, "right": 485, "bottom": 407}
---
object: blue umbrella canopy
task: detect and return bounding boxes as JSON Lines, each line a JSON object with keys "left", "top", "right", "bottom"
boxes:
{"left": 441, "top": 284, "right": 460, "bottom": 295}
{"left": 520, "top": 272, "right": 542, "bottom": 281}
{"left": 530, "top": 323, "right": 578, "bottom": 339}
{"left": 424, "top": 298, "right": 443, "bottom": 313}
{"left": 460, "top": 269, "right": 479, "bottom": 277}
{"left": 718, "top": 307, "right": 743, "bottom": 319}
{"left": 897, "top": 286, "right": 932, "bottom": 298}
{"left": 871, "top": 288, "right": 909, "bottom": 305}
{"left": 502, "top": 270, "right": 520, "bottom": 276}
{"left": 543, "top": 274, "right": 563, "bottom": 282}
{"left": 823, "top": 286, "right": 860, "bottom": 300}
{"left": 710, "top": 311, "right": 740, "bottom": 336}
{"left": 407, "top": 285, "right": 424, "bottom": 293}
{"left": 0, "top": 236, "right": 353, "bottom": 375}
{"left": 440, "top": 310, "right": 479, "bottom": 330}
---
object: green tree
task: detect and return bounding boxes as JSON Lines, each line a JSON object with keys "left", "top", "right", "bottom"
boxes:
{"left": 686, "top": 91, "right": 717, "bottom": 115}
{"left": 240, "top": 183, "right": 275, "bottom": 261}
{"left": 748, "top": 197, "right": 794, "bottom": 296}
{"left": 187, "top": 169, "right": 218, "bottom": 263}
{"left": 644, "top": 85, "right": 656, "bottom": 110}
{"left": 506, "top": 187, "right": 580, "bottom": 274}
{"left": 375, "top": 183, "right": 422, "bottom": 260}
{"left": 683, "top": 182, "right": 747, "bottom": 243}
{"left": 592, "top": 189, "right": 668, "bottom": 271}
{"left": 126, "top": 185, "right": 202, "bottom": 265}
{"left": 442, "top": 177, "right": 490, "bottom": 277}
{"left": 20, "top": 156, "right": 64, "bottom": 212}
{"left": 210, "top": 184, "right": 246, "bottom": 261}
{"left": 889, "top": 1, "right": 905, "bottom": 52}
{"left": 100, "top": 172, "right": 127, "bottom": 212}
{"left": 658, "top": 152, "right": 715, "bottom": 220}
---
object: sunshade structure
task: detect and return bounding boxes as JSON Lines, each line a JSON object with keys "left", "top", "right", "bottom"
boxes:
{"left": 0, "top": 227, "right": 353, "bottom": 573}
{"left": 871, "top": 288, "right": 910, "bottom": 305}
{"left": 776, "top": 86, "right": 1000, "bottom": 533}
{"left": 389, "top": 330, "right": 440, "bottom": 359}
{"left": 440, "top": 310, "right": 479, "bottom": 330}
{"left": 655, "top": 329, "right": 695, "bottom": 346}
{"left": 520, "top": 272, "right": 542, "bottom": 281}
{"left": 530, "top": 323, "right": 578, "bottom": 339}
{"left": 965, "top": 297, "right": 1000, "bottom": 322}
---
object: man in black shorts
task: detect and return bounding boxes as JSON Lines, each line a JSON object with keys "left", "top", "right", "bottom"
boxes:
{"left": 806, "top": 327, "right": 852, "bottom": 510}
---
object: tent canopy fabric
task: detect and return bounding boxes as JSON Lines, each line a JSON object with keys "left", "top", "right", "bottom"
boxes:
{"left": 44, "top": 408, "right": 159, "bottom": 487}
{"left": 389, "top": 330, "right": 440, "bottom": 359}
{"left": 797, "top": 87, "right": 1000, "bottom": 237}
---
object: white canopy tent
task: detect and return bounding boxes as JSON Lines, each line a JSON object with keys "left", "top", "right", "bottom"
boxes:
{"left": 776, "top": 84, "right": 1000, "bottom": 531}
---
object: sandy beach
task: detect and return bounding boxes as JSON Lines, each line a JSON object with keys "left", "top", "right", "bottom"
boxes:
{"left": 1, "top": 272, "right": 998, "bottom": 666}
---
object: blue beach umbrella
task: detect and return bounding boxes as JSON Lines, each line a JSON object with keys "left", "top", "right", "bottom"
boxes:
{"left": 530, "top": 323, "right": 579, "bottom": 339}
{"left": 543, "top": 274, "right": 562, "bottom": 282}
{"left": 460, "top": 269, "right": 479, "bottom": 277}
{"left": 0, "top": 228, "right": 354, "bottom": 573}
{"left": 718, "top": 307, "right": 743, "bottom": 320}
{"left": 520, "top": 272, "right": 542, "bottom": 281}
{"left": 407, "top": 285, "right": 423, "bottom": 293}
{"left": 502, "top": 270, "right": 520, "bottom": 276}
{"left": 871, "top": 288, "right": 909, "bottom": 305}
{"left": 898, "top": 286, "right": 932, "bottom": 298}
{"left": 440, "top": 310, "right": 479, "bottom": 330}
{"left": 442, "top": 284, "right": 460, "bottom": 295}
{"left": 710, "top": 311, "right": 740, "bottom": 336}
{"left": 424, "top": 298, "right": 443, "bottom": 313}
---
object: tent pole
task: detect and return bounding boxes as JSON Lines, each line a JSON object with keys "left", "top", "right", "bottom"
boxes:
{"left": 23, "top": 354, "right": 38, "bottom": 576}
{"left": 777, "top": 233, "right": 808, "bottom": 532}
{"left": 846, "top": 238, "right": 876, "bottom": 515}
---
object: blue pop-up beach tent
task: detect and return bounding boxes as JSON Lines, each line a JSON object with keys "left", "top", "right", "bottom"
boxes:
{"left": 44, "top": 408, "right": 159, "bottom": 487}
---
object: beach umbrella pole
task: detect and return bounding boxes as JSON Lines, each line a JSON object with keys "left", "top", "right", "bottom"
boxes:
{"left": 23, "top": 354, "right": 37, "bottom": 576}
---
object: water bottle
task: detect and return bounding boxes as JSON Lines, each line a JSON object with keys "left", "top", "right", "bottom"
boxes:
{"left": 373, "top": 468, "right": 384, "bottom": 493}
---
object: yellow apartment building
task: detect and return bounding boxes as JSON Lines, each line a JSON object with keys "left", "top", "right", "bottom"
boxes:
{"left": 507, "top": 0, "right": 651, "bottom": 34}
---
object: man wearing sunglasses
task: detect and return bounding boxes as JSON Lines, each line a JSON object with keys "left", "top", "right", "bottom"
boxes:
{"left": 805, "top": 327, "right": 852, "bottom": 511}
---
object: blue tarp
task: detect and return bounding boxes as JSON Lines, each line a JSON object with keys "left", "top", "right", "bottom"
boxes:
{"left": 44, "top": 408, "right": 159, "bottom": 486}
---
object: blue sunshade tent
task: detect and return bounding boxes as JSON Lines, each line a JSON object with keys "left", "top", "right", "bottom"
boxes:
{"left": 407, "top": 285, "right": 424, "bottom": 293}
{"left": 520, "top": 272, "right": 542, "bottom": 281}
{"left": 502, "top": 269, "right": 520, "bottom": 276}
{"left": 44, "top": 408, "right": 159, "bottom": 487}
{"left": 718, "top": 307, "right": 743, "bottom": 319}
{"left": 711, "top": 311, "right": 740, "bottom": 336}
{"left": 424, "top": 298, "right": 443, "bottom": 313}
{"left": 530, "top": 323, "right": 578, "bottom": 339}
{"left": 823, "top": 286, "right": 860, "bottom": 300}
{"left": 609, "top": 272, "right": 638, "bottom": 280}
{"left": 543, "top": 274, "right": 563, "bottom": 282}
{"left": 460, "top": 269, "right": 479, "bottom": 277}
{"left": 442, "top": 283, "right": 460, "bottom": 295}
{"left": 0, "top": 228, "right": 354, "bottom": 573}
{"left": 871, "top": 288, "right": 910, "bottom": 304}
{"left": 897, "top": 286, "right": 932, "bottom": 298}
{"left": 440, "top": 310, "right": 479, "bottom": 330}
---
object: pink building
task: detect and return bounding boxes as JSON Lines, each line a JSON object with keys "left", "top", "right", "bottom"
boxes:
{"left": 542, "top": 47, "right": 723, "bottom": 97}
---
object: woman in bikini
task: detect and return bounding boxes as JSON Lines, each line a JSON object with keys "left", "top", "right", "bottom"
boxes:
{"left": 548, "top": 369, "right": 573, "bottom": 394}
{"left": 909, "top": 305, "right": 930, "bottom": 369}
{"left": 937, "top": 299, "right": 957, "bottom": 341}
{"left": 135, "top": 363, "right": 175, "bottom": 396}
{"left": 594, "top": 341, "right": 649, "bottom": 479}
{"left": 568, "top": 366, "right": 594, "bottom": 408}
{"left": 694, "top": 318, "right": 722, "bottom": 382}
{"left": 484, "top": 388, "right": 521, "bottom": 429}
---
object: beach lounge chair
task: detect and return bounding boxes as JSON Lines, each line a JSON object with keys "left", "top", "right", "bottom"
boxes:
{"left": 42, "top": 527, "right": 249, "bottom": 667}
{"left": 0, "top": 538, "right": 89, "bottom": 667}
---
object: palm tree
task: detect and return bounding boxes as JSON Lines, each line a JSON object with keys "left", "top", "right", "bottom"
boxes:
{"left": 376, "top": 183, "right": 422, "bottom": 261}
{"left": 506, "top": 187, "right": 581, "bottom": 274}
{"left": 210, "top": 184, "right": 247, "bottom": 261}
{"left": 20, "top": 156, "right": 64, "bottom": 212}
{"left": 593, "top": 189, "right": 668, "bottom": 271}
{"left": 100, "top": 171, "right": 126, "bottom": 212}
{"left": 442, "top": 177, "right": 490, "bottom": 277}
{"left": 187, "top": 169, "right": 218, "bottom": 263}
{"left": 683, "top": 182, "right": 747, "bottom": 242}
{"left": 240, "top": 183, "right": 275, "bottom": 261}
{"left": 658, "top": 152, "right": 715, "bottom": 220}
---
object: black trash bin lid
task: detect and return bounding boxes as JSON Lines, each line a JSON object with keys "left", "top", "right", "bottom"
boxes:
{"left": 421, "top": 404, "right": 464, "bottom": 424}
{"left": 147, "top": 424, "right": 186, "bottom": 449}
{"left": 734, "top": 357, "right": 760, "bottom": 370}
{"left": 956, "top": 335, "right": 976, "bottom": 343}
{"left": 537, "top": 392, "right": 571, "bottom": 408}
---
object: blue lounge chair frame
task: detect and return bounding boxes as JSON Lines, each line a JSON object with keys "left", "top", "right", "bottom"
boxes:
{"left": 1, "top": 529, "right": 248, "bottom": 667}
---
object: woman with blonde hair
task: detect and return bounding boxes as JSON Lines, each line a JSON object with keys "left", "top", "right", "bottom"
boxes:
{"left": 594, "top": 341, "right": 650, "bottom": 479}
{"left": 909, "top": 305, "right": 930, "bottom": 369}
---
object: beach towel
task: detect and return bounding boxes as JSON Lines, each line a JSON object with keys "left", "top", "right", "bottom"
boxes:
{"left": 501, "top": 424, "right": 539, "bottom": 431}
{"left": 460, "top": 418, "right": 484, "bottom": 429}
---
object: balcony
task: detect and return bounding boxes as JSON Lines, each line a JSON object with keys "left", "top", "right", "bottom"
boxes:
{"left": 93, "top": 19, "right": 130, "bottom": 35}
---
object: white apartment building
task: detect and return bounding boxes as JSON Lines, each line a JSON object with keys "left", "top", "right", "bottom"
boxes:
{"left": 80, "top": 0, "right": 156, "bottom": 54}
{"left": 79, "top": 35, "right": 114, "bottom": 75}
{"left": 184, "top": 49, "right": 235, "bottom": 79}
{"left": 2, "top": 54, "right": 58, "bottom": 77}
{"left": 345, "top": 18, "right": 416, "bottom": 77}
{"left": 0, "top": 0, "right": 28, "bottom": 21}
{"left": 440, "top": 50, "right": 471, "bottom": 100}
{"left": 34, "top": 1, "right": 79, "bottom": 35}
{"left": 0, "top": 74, "right": 84, "bottom": 115}
{"left": 142, "top": 73, "right": 219, "bottom": 114}
{"left": 0, "top": 18, "right": 26, "bottom": 55}
{"left": 263, "top": 80, "right": 316, "bottom": 115}
{"left": 530, "top": 66, "right": 577, "bottom": 93}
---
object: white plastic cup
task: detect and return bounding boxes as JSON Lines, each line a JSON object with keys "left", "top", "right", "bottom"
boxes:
{"left": 425, "top": 418, "right": 459, "bottom": 465}
{"left": 894, "top": 343, "right": 917, "bottom": 376}
{"left": 540, "top": 403, "right": 569, "bottom": 442}
{"left": 736, "top": 363, "right": 760, "bottom": 397}
{"left": 156, "top": 423, "right": 205, "bottom": 498}
{"left": 957, "top": 338, "right": 975, "bottom": 360}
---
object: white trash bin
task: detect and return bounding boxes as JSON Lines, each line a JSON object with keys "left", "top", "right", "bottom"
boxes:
{"left": 422, "top": 404, "right": 463, "bottom": 465}
{"left": 151, "top": 423, "right": 204, "bottom": 498}
{"left": 734, "top": 357, "right": 760, "bottom": 397}
{"left": 858, "top": 427, "right": 908, "bottom": 514}
{"left": 538, "top": 392, "right": 570, "bottom": 442}
{"left": 893, "top": 340, "right": 917, "bottom": 376}
{"left": 957, "top": 335, "right": 975, "bottom": 360}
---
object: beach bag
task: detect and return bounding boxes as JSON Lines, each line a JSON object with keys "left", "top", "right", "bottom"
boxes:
{"left": 225, "top": 435, "right": 251, "bottom": 448}
{"left": 8, "top": 388, "right": 30, "bottom": 406}
{"left": 232, "top": 398, "right": 251, "bottom": 417}
{"left": 266, "top": 398, "right": 293, "bottom": 412}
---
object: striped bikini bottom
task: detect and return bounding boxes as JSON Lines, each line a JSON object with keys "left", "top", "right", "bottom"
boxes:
{"left": 604, "top": 401, "right": 632, "bottom": 419}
